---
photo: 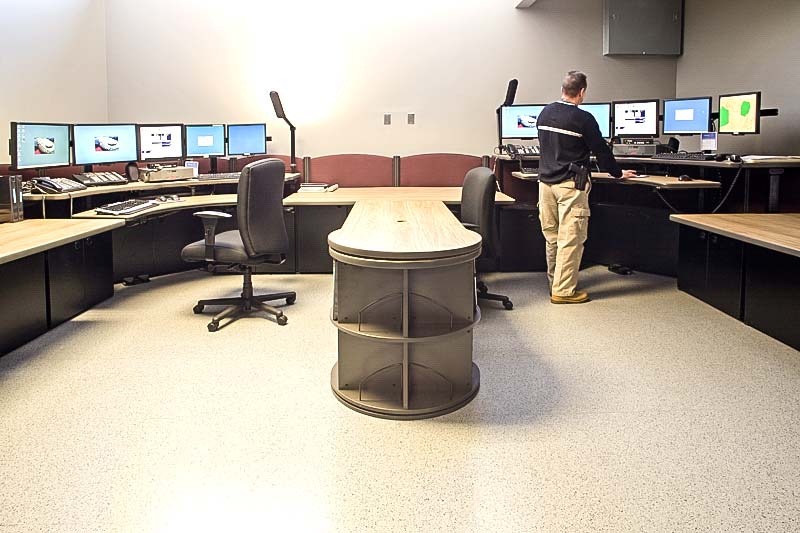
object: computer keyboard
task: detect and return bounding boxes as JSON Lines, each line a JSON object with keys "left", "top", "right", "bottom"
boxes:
{"left": 520, "top": 167, "right": 538, "bottom": 175}
{"left": 200, "top": 172, "right": 240, "bottom": 180}
{"left": 651, "top": 152, "right": 716, "bottom": 161}
{"left": 95, "top": 198, "right": 159, "bottom": 215}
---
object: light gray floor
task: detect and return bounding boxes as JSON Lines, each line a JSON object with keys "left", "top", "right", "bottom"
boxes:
{"left": 1, "top": 266, "right": 798, "bottom": 532}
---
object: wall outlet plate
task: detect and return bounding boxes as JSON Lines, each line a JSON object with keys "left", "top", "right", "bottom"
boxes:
{"left": 384, "top": 113, "right": 391, "bottom": 125}
{"left": 407, "top": 113, "right": 415, "bottom": 125}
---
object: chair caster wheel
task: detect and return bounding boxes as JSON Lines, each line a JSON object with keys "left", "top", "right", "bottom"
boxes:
{"left": 193, "top": 305, "right": 204, "bottom": 314}
{"left": 477, "top": 286, "right": 488, "bottom": 295}
{"left": 503, "top": 301, "right": 514, "bottom": 310}
{"left": 286, "top": 296, "right": 296, "bottom": 305}
{"left": 207, "top": 321, "right": 219, "bottom": 332}
{"left": 277, "top": 315, "right": 288, "bottom": 326}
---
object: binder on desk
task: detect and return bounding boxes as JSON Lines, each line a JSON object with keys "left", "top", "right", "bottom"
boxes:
{"left": 299, "top": 183, "right": 338, "bottom": 192}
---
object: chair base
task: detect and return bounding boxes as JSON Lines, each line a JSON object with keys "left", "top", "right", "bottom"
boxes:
{"left": 192, "top": 266, "right": 296, "bottom": 330}
{"left": 477, "top": 280, "right": 513, "bottom": 310}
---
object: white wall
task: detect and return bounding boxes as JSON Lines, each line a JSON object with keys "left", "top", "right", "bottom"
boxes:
{"left": 0, "top": 0, "right": 109, "bottom": 164}
{"left": 104, "top": 0, "right": 678, "bottom": 157}
{"left": 677, "top": 0, "right": 800, "bottom": 155}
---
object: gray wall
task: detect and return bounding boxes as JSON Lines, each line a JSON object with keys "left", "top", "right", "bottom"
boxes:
{"left": 677, "top": 0, "right": 800, "bottom": 155}
{"left": 103, "top": 0, "right": 678, "bottom": 156}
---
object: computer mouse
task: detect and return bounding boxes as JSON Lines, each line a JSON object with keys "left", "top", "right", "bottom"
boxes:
{"left": 678, "top": 174, "right": 693, "bottom": 181}
{"left": 728, "top": 154, "right": 742, "bottom": 163}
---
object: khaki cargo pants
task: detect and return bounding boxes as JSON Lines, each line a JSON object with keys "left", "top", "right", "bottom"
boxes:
{"left": 538, "top": 179, "right": 591, "bottom": 297}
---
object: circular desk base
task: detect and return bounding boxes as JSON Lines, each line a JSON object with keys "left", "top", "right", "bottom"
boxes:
{"left": 331, "top": 363, "right": 480, "bottom": 420}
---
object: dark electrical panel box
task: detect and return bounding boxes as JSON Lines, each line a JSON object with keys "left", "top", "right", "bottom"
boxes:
{"left": 603, "top": 0, "right": 683, "bottom": 56}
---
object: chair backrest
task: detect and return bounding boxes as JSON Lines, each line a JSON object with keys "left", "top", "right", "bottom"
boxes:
{"left": 460, "top": 167, "right": 499, "bottom": 258}
{"left": 237, "top": 159, "right": 289, "bottom": 258}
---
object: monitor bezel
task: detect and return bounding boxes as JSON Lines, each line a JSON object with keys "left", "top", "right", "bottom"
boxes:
{"left": 662, "top": 96, "right": 713, "bottom": 135}
{"left": 578, "top": 102, "right": 612, "bottom": 140}
{"left": 718, "top": 91, "right": 761, "bottom": 135}
{"left": 10, "top": 121, "right": 73, "bottom": 170}
{"left": 137, "top": 123, "right": 185, "bottom": 162}
{"left": 500, "top": 104, "right": 548, "bottom": 140}
{"left": 72, "top": 123, "right": 140, "bottom": 166}
{"left": 184, "top": 124, "right": 227, "bottom": 158}
{"left": 612, "top": 99, "right": 660, "bottom": 139}
{"left": 226, "top": 123, "right": 268, "bottom": 156}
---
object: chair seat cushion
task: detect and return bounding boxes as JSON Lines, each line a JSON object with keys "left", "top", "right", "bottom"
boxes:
{"left": 181, "top": 230, "right": 281, "bottom": 265}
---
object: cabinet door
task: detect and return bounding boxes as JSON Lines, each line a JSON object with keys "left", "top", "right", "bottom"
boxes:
{"left": 296, "top": 205, "right": 350, "bottom": 273}
{"left": 498, "top": 204, "right": 547, "bottom": 272}
{"left": 113, "top": 222, "right": 155, "bottom": 282}
{"left": 82, "top": 232, "right": 114, "bottom": 308}
{"left": 744, "top": 245, "right": 800, "bottom": 350}
{"left": 677, "top": 225, "right": 708, "bottom": 300}
{"left": 0, "top": 253, "right": 47, "bottom": 355}
{"left": 706, "top": 233, "right": 744, "bottom": 319}
{"left": 47, "top": 240, "right": 86, "bottom": 327}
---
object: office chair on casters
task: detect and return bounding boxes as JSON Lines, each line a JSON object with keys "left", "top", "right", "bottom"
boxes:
{"left": 461, "top": 167, "right": 513, "bottom": 310}
{"left": 181, "top": 159, "right": 296, "bottom": 331}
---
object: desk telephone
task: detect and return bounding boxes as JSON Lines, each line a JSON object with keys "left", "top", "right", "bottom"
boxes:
{"left": 71, "top": 171, "right": 128, "bottom": 187}
{"left": 31, "top": 177, "right": 88, "bottom": 194}
{"left": 505, "top": 144, "right": 539, "bottom": 156}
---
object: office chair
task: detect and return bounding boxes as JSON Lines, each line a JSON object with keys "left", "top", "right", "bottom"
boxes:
{"left": 460, "top": 167, "right": 513, "bottom": 310}
{"left": 181, "top": 159, "right": 296, "bottom": 331}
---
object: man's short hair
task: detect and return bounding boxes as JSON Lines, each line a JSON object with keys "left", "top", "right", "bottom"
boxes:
{"left": 562, "top": 71, "right": 588, "bottom": 98}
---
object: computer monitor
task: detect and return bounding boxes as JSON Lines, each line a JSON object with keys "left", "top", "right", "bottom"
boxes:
{"left": 227, "top": 123, "right": 267, "bottom": 156}
{"left": 662, "top": 97, "right": 712, "bottom": 135}
{"left": 613, "top": 99, "right": 659, "bottom": 138}
{"left": 500, "top": 104, "right": 547, "bottom": 139}
{"left": 578, "top": 103, "right": 612, "bottom": 139}
{"left": 718, "top": 91, "right": 761, "bottom": 134}
{"left": 185, "top": 124, "right": 226, "bottom": 157}
{"left": 10, "top": 122, "right": 71, "bottom": 170}
{"left": 138, "top": 124, "right": 184, "bottom": 161}
{"left": 73, "top": 124, "right": 138, "bottom": 165}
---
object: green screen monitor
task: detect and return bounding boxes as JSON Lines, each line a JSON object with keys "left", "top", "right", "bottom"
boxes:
{"left": 718, "top": 91, "right": 761, "bottom": 135}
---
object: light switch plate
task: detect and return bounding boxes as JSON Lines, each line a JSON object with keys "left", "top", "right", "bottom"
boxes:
{"left": 384, "top": 113, "right": 391, "bottom": 125}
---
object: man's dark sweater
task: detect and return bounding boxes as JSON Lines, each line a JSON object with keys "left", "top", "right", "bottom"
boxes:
{"left": 537, "top": 101, "right": 622, "bottom": 184}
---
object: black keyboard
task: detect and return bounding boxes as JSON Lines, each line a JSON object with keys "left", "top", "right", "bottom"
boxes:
{"left": 651, "top": 152, "right": 716, "bottom": 161}
{"left": 520, "top": 167, "right": 538, "bottom": 175}
{"left": 95, "top": 199, "right": 159, "bottom": 215}
{"left": 200, "top": 172, "right": 240, "bottom": 180}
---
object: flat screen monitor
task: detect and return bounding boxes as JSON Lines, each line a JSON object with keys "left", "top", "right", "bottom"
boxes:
{"left": 138, "top": 124, "right": 184, "bottom": 161}
{"left": 227, "top": 123, "right": 267, "bottom": 156}
{"left": 500, "top": 104, "right": 546, "bottom": 139}
{"left": 663, "top": 97, "right": 712, "bottom": 135}
{"left": 578, "top": 103, "right": 612, "bottom": 139}
{"left": 718, "top": 91, "right": 761, "bottom": 134}
{"left": 10, "top": 122, "right": 71, "bottom": 169}
{"left": 185, "top": 124, "right": 226, "bottom": 157}
{"left": 613, "top": 99, "right": 659, "bottom": 138}
{"left": 73, "top": 123, "right": 138, "bottom": 165}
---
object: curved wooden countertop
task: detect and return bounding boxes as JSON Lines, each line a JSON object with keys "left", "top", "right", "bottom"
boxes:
{"left": 0, "top": 219, "right": 124, "bottom": 265}
{"left": 328, "top": 200, "right": 482, "bottom": 261}
{"left": 670, "top": 213, "right": 800, "bottom": 258}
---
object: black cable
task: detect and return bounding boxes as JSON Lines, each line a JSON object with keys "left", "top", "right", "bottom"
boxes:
{"left": 711, "top": 162, "right": 744, "bottom": 213}
{"left": 654, "top": 188, "right": 683, "bottom": 213}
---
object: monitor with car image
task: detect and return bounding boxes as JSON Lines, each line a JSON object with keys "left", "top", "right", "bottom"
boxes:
{"left": 73, "top": 123, "right": 138, "bottom": 165}
{"left": 10, "top": 122, "right": 72, "bottom": 170}
{"left": 500, "top": 104, "right": 547, "bottom": 139}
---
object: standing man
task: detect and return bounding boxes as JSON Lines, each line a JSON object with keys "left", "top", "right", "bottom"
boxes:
{"left": 536, "top": 71, "right": 636, "bottom": 303}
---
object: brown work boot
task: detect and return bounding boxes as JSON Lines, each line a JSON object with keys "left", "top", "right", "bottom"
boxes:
{"left": 550, "top": 291, "right": 590, "bottom": 304}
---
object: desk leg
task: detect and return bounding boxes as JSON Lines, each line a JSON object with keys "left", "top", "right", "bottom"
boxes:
{"left": 768, "top": 170, "right": 781, "bottom": 213}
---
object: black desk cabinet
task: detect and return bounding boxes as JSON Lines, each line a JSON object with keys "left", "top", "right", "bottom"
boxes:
{"left": 296, "top": 205, "right": 350, "bottom": 273}
{"left": 677, "top": 225, "right": 744, "bottom": 319}
{"left": 744, "top": 246, "right": 800, "bottom": 350}
{"left": 0, "top": 253, "right": 48, "bottom": 356}
{"left": 498, "top": 203, "right": 547, "bottom": 272}
{"left": 48, "top": 232, "right": 114, "bottom": 327}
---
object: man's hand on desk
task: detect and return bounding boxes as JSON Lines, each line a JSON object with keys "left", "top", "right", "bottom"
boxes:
{"left": 620, "top": 169, "right": 638, "bottom": 179}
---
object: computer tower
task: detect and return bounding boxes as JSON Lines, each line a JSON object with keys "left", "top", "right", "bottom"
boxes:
{"left": 0, "top": 175, "right": 24, "bottom": 223}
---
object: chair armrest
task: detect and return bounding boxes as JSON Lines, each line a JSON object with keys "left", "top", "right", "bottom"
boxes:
{"left": 193, "top": 211, "right": 232, "bottom": 262}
